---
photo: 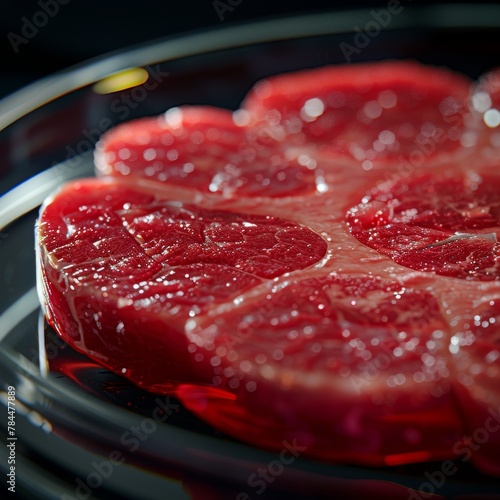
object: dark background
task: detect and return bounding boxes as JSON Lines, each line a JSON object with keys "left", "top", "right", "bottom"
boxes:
{"left": 0, "top": 0, "right": 361, "bottom": 99}
{"left": 0, "top": 0, "right": 490, "bottom": 100}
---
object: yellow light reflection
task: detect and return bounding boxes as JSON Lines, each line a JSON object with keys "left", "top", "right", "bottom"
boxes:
{"left": 93, "top": 67, "right": 149, "bottom": 95}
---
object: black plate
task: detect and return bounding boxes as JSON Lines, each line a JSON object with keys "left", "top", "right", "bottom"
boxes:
{"left": 1, "top": 5, "right": 500, "bottom": 499}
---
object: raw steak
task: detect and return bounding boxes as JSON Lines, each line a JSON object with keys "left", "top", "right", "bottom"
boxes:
{"left": 37, "top": 60, "right": 500, "bottom": 474}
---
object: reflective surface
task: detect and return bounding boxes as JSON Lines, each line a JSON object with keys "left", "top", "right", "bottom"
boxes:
{"left": 1, "top": 5, "right": 500, "bottom": 499}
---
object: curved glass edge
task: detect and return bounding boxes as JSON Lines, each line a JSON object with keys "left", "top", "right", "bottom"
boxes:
{"left": 0, "top": 155, "right": 93, "bottom": 231}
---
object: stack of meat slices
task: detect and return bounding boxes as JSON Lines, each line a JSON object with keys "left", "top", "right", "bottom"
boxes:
{"left": 37, "top": 61, "right": 500, "bottom": 474}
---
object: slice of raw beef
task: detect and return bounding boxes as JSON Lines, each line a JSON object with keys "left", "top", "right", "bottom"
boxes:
{"left": 36, "top": 60, "right": 500, "bottom": 475}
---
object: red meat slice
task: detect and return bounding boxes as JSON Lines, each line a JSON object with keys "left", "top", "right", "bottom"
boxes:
{"left": 36, "top": 60, "right": 500, "bottom": 475}
{"left": 450, "top": 299, "right": 500, "bottom": 476}
{"left": 36, "top": 177, "right": 327, "bottom": 391}
{"left": 181, "top": 273, "right": 463, "bottom": 466}
{"left": 346, "top": 170, "right": 500, "bottom": 280}
{"left": 242, "top": 61, "right": 472, "bottom": 166}
{"left": 95, "top": 106, "right": 317, "bottom": 197}
{"left": 470, "top": 68, "right": 500, "bottom": 156}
